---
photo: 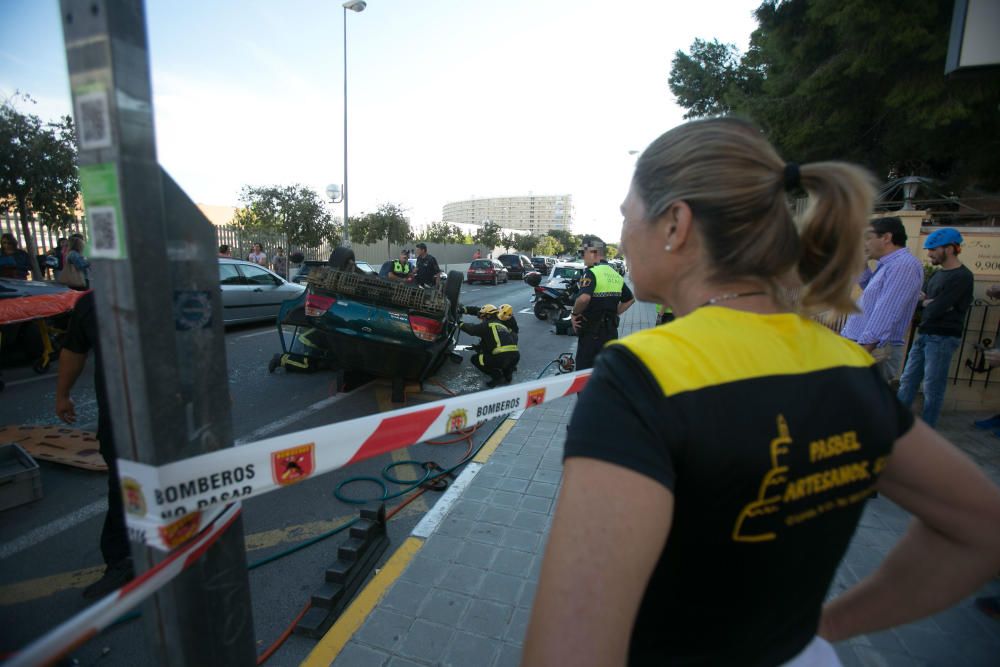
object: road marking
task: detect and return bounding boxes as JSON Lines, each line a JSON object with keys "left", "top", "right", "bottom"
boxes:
{"left": 2, "top": 373, "right": 58, "bottom": 387}
{"left": 411, "top": 462, "right": 482, "bottom": 538}
{"left": 0, "top": 383, "right": 371, "bottom": 566}
{"left": 228, "top": 327, "right": 292, "bottom": 341}
{"left": 244, "top": 515, "right": 355, "bottom": 552}
{"left": 302, "top": 536, "right": 423, "bottom": 667}
{"left": 0, "top": 498, "right": 107, "bottom": 561}
{"left": 234, "top": 380, "right": 373, "bottom": 445}
{"left": 0, "top": 566, "right": 105, "bottom": 605}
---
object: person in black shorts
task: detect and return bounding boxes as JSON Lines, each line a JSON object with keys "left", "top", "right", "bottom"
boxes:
{"left": 523, "top": 117, "right": 1000, "bottom": 666}
{"left": 55, "top": 291, "right": 133, "bottom": 599}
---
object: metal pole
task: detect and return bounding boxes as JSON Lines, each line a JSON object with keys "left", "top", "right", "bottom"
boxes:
{"left": 342, "top": 5, "right": 350, "bottom": 247}
{"left": 59, "top": 1, "right": 255, "bottom": 664}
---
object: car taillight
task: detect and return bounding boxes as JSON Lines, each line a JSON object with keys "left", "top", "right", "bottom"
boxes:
{"left": 305, "top": 293, "right": 335, "bottom": 316}
{"left": 409, "top": 314, "right": 443, "bottom": 341}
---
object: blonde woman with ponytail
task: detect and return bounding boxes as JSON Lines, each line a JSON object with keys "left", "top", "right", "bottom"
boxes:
{"left": 523, "top": 117, "right": 1000, "bottom": 667}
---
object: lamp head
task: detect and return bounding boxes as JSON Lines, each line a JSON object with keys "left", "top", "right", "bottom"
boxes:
{"left": 343, "top": 0, "right": 366, "bottom": 11}
{"left": 326, "top": 184, "right": 343, "bottom": 202}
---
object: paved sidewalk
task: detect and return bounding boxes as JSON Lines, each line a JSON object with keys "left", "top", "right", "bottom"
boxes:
{"left": 311, "top": 302, "right": 1000, "bottom": 667}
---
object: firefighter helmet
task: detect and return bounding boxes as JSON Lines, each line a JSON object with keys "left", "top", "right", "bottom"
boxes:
{"left": 498, "top": 304, "right": 514, "bottom": 321}
{"left": 479, "top": 304, "right": 499, "bottom": 318}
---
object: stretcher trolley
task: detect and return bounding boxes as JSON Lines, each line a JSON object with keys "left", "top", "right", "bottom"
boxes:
{"left": 0, "top": 279, "right": 85, "bottom": 392}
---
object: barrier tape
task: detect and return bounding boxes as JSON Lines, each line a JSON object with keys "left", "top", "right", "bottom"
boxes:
{"left": 6, "top": 503, "right": 242, "bottom": 667}
{"left": 119, "top": 370, "right": 591, "bottom": 550}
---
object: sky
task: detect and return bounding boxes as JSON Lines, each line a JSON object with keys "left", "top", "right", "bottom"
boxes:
{"left": 1, "top": 0, "right": 760, "bottom": 243}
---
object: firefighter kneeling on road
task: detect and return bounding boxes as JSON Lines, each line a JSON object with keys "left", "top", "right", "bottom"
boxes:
{"left": 460, "top": 304, "right": 520, "bottom": 388}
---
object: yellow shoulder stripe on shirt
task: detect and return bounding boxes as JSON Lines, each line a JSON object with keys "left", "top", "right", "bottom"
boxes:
{"left": 612, "top": 307, "right": 875, "bottom": 397}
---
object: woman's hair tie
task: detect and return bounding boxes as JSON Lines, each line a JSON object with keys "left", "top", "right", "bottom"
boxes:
{"left": 783, "top": 162, "right": 801, "bottom": 192}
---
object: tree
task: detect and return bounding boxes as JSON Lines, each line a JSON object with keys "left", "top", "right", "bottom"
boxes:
{"left": 534, "top": 235, "right": 561, "bottom": 256}
{"left": 473, "top": 220, "right": 503, "bottom": 251}
{"left": 548, "top": 229, "right": 579, "bottom": 255}
{"left": 668, "top": 0, "right": 1000, "bottom": 189}
{"left": 515, "top": 234, "right": 539, "bottom": 255}
{"left": 233, "top": 184, "right": 339, "bottom": 249}
{"left": 668, "top": 39, "right": 757, "bottom": 119}
{"left": 351, "top": 203, "right": 412, "bottom": 257}
{"left": 0, "top": 94, "right": 80, "bottom": 279}
{"left": 606, "top": 243, "right": 619, "bottom": 259}
{"left": 421, "top": 221, "right": 466, "bottom": 244}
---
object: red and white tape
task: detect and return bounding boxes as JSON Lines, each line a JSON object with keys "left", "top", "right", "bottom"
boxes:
{"left": 119, "top": 370, "right": 590, "bottom": 549}
{"left": 6, "top": 503, "right": 242, "bottom": 667}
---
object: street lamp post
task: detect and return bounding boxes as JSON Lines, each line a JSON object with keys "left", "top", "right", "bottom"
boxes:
{"left": 341, "top": 0, "right": 366, "bottom": 247}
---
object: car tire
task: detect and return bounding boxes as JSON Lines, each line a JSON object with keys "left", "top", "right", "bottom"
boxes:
{"left": 445, "top": 270, "right": 463, "bottom": 317}
{"left": 492, "top": 275, "right": 498, "bottom": 285}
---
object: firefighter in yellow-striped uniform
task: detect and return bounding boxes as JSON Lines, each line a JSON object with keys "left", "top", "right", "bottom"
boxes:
{"left": 460, "top": 304, "right": 520, "bottom": 387}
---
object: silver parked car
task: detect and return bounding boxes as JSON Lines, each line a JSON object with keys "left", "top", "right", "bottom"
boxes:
{"left": 219, "top": 258, "right": 305, "bottom": 325}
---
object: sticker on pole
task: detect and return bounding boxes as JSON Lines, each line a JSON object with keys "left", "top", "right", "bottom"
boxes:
{"left": 79, "top": 163, "right": 127, "bottom": 259}
{"left": 75, "top": 90, "right": 112, "bottom": 150}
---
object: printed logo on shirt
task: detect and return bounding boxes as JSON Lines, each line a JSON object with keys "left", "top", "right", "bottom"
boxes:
{"left": 732, "top": 415, "right": 889, "bottom": 542}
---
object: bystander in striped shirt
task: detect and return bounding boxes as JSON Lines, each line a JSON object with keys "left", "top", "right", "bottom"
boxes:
{"left": 841, "top": 247, "right": 923, "bottom": 346}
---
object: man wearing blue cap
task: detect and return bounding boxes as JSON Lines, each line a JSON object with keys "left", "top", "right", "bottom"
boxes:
{"left": 897, "top": 228, "right": 974, "bottom": 427}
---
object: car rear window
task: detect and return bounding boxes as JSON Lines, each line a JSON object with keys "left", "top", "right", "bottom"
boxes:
{"left": 471, "top": 260, "right": 492, "bottom": 269}
{"left": 553, "top": 266, "right": 583, "bottom": 279}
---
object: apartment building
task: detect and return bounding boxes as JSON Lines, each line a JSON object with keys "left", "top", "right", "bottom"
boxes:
{"left": 442, "top": 195, "right": 573, "bottom": 235}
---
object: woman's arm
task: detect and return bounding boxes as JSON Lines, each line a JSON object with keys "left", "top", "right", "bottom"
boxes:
{"left": 820, "top": 419, "right": 1000, "bottom": 640}
{"left": 522, "top": 458, "right": 673, "bottom": 667}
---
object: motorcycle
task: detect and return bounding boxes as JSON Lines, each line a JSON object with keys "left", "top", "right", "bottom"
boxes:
{"left": 525, "top": 272, "right": 578, "bottom": 335}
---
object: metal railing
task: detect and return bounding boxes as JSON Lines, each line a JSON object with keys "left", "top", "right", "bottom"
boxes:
{"left": 951, "top": 301, "right": 1000, "bottom": 388}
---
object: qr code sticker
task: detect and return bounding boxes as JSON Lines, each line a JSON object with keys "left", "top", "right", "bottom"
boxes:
{"left": 88, "top": 206, "right": 121, "bottom": 258}
{"left": 75, "top": 91, "right": 112, "bottom": 150}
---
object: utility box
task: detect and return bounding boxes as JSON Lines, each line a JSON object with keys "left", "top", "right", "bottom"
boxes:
{"left": 0, "top": 443, "right": 43, "bottom": 511}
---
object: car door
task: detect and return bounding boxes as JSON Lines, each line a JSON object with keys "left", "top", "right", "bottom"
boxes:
{"left": 219, "top": 262, "right": 253, "bottom": 323}
{"left": 239, "top": 263, "right": 290, "bottom": 321}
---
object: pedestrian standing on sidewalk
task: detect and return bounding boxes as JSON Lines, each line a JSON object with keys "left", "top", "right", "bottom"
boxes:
{"left": 839, "top": 217, "right": 924, "bottom": 384}
{"left": 896, "top": 228, "right": 974, "bottom": 427}
{"left": 523, "top": 117, "right": 1000, "bottom": 667}
{"left": 271, "top": 247, "right": 287, "bottom": 278}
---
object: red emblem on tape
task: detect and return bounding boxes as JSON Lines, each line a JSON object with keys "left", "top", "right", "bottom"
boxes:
{"left": 447, "top": 409, "right": 468, "bottom": 433}
{"left": 158, "top": 512, "right": 202, "bottom": 550}
{"left": 526, "top": 388, "right": 546, "bottom": 407}
{"left": 271, "top": 443, "right": 316, "bottom": 486}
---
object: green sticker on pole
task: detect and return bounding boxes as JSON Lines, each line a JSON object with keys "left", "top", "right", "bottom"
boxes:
{"left": 79, "top": 163, "right": 127, "bottom": 260}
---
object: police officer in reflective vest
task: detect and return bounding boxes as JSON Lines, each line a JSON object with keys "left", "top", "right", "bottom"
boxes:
{"left": 461, "top": 304, "right": 520, "bottom": 387}
{"left": 571, "top": 236, "right": 634, "bottom": 370}
{"left": 390, "top": 249, "right": 411, "bottom": 281}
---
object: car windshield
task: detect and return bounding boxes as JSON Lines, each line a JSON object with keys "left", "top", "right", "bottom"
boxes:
{"left": 552, "top": 266, "right": 583, "bottom": 280}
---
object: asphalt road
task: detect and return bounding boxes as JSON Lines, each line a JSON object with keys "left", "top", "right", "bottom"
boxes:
{"left": 0, "top": 276, "right": 578, "bottom": 666}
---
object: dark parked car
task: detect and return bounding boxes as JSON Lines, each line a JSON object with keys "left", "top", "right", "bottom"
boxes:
{"left": 219, "top": 258, "right": 305, "bottom": 325}
{"left": 497, "top": 254, "right": 533, "bottom": 280}
{"left": 467, "top": 259, "right": 508, "bottom": 285}
{"left": 530, "top": 256, "right": 556, "bottom": 275}
{"left": 276, "top": 248, "right": 464, "bottom": 401}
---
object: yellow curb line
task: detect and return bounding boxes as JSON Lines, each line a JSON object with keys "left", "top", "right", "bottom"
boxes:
{"left": 302, "top": 417, "right": 516, "bottom": 665}
{"left": 301, "top": 536, "right": 423, "bottom": 667}
{"left": 473, "top": 417, "right": 516, "bottom": 464}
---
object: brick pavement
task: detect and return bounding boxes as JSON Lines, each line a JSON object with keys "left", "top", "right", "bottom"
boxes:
{"left": 313, "top": 302, "right": 1000, "bottom": 666}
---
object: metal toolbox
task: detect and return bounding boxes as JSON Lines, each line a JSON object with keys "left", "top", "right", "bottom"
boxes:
{"left": 0, "top": 442, "right": 43, "bottom": 511}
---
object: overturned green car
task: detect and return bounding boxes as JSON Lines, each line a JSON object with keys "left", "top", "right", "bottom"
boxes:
{"left": 272, "top": 248, "right": 464, "bottom": 401}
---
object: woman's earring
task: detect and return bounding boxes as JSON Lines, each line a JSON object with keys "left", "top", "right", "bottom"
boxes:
{"left": 664, "top": 244, "right": 672, "bottom": 252}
